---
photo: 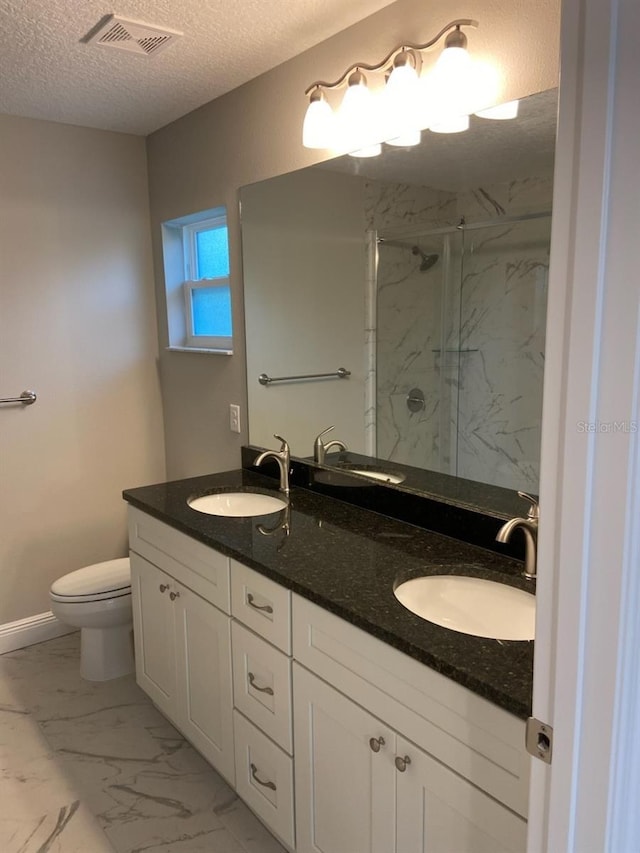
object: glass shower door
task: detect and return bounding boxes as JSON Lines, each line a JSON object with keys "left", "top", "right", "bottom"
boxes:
{"left": 374, "top": 213, "right": 550, "bottom": 492}
{"left": 375, "top": 229, "right": 463, "bottom": 474}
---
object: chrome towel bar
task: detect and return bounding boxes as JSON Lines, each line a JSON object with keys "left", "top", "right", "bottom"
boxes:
{"left": 258, "top": 367, "right": 351, "bottom": 386}
{"left": 0, "top": 389, "right": 37, "bottom": 406}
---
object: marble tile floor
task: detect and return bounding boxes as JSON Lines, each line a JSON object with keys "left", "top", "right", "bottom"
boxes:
{"left": 0, "top": 633, "right": 287, "bottom": 853}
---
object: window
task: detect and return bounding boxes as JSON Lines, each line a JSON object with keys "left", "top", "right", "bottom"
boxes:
{"left": 161, "top": 207, "right": 233, "bottom": 353}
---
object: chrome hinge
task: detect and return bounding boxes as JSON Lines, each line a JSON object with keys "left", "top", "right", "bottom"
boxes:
{"left": 526, "top": 717, "right": 553, "bottom": 764}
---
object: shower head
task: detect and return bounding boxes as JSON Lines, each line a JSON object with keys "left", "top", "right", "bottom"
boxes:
{"left": 411, "top": 246, "right": 439, "bottom": 272}
{"left": 377, "top": 238, "right": 439, "bottom": 273}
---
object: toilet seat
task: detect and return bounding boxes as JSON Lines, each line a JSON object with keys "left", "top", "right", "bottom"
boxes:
{"left": 50, "top": 557, "right": 131, "bottom": 604}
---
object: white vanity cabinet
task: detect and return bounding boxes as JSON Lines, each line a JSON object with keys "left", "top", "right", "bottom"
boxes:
{"left": 292, "top": 596, "right": 529, "bottom": 853}
{"left": 128, "top": 508, "right": 235, "bottom": 785}
{"left": 127, "top": 506, "right": 530, "bottom": 853}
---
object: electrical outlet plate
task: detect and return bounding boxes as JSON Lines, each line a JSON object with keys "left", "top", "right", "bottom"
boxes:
{"left": 229, "top": 404, "right": 241, "bottom": 433}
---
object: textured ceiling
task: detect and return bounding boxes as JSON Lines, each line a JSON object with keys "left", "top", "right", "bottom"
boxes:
{"left": 0, "top": 0, "right": 396, "bottom": 135}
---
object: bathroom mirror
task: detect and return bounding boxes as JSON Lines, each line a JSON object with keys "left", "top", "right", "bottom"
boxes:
{"left": 241, "top": 89, "right": 557, "bottom": 516}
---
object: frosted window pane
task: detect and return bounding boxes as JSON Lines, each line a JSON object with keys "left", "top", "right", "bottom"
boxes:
{"left": 196, "top": 227, "right": 230, "bottom": 278}
{"left": 192, "top": 286, "right": 232, "bottom": 336}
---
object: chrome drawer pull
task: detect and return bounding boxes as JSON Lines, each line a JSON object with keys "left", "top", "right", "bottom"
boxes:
{"left": 159, "top": 584, "right": 169, "bottom": 593}
{"left": 248, "top": 672, "right": 274, "bottom": 695}
{"left": 169, "top": 591, "right": 180, "bottom": 601}
{"left": 250, "top": 763, "right": 276, "bottom": 791}
{"left": 369, "top": 736, "right": 385, "bottom": 753}
{"left": 247, "top": 592, "right": 273, "bottom": 614}
{"left": 395, "top": 754, "right": 411, "bottom": 772}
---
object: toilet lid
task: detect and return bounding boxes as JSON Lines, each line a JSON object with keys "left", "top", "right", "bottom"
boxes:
{"left": 51, "top": 557, "right": 131, "bottom": 598}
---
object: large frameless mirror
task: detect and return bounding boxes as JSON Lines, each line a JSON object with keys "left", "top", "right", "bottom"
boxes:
{"left": 240, "top": 88, "right": 557, "bottom": 515}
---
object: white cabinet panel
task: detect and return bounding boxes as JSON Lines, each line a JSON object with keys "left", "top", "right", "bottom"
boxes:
{"left": 130, "top": 546, "right": 235, "bottom": 786}
{"left": 293, "top": 663, "right": 395, "bottom": 853}
{"left": 130, "top": 553, "right": 177, "bottom": 723}
{"left": 395, "top": 735, "right": 527, "bottom": 853}
{"left": 175, "top": 585, "right": 235, "bottom": 785}
{"left": 129, "top": 507, "right": 231, "bottom": 612}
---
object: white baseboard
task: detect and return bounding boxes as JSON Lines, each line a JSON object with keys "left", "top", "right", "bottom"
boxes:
{"left": 0, "top": 611, "right": 76, "bottom": 655}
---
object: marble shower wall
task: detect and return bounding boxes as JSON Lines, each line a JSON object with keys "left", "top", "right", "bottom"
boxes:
{"left": 366, "top": 175, "right": 552, "bottom": 493}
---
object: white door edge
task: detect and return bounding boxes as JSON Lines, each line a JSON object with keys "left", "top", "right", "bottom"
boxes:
{"left": 529, "top": 0, "right": 640, "bottom": 850}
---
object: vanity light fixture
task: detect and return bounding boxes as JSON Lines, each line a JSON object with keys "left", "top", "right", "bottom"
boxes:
{"left": 302, "top": 18, "right": 486, "bottom": 156}
{"left": 302, "top": 18, "right": 517, "bottom": 156}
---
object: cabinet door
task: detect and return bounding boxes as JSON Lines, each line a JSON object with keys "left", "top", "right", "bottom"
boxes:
{"left": 293, "top": 663, "right": 395, "bottom": 853}
{"left": 395, "top": 735, "right": 528, "bottom": 853}
{"left": 130, "top": 553, "right": 177, "bottom": 722}
{"left": 174, "top": 584, "right": 235, "bottom": 785}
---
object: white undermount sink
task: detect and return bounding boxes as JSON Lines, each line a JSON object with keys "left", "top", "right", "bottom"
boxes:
{"left": 394, "top": 574, "right": 535, "bottom": 641}
{"left": 187, "top": 491, "right": 288, "bottom": 518}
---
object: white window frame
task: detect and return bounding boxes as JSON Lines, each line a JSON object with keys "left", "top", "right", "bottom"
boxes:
{"left": 182, "top": 214, "right": 228, "bottom": 281}
{"left": 183, "top": 278, "right": 232, "bottom": 351}
{"left": 181, "top": 213, "right": 233, "bottom": 352}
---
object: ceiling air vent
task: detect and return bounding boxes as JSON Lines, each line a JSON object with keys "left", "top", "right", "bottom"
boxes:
{"left": 86, "top": 15, "right": 182, "bottom": 57}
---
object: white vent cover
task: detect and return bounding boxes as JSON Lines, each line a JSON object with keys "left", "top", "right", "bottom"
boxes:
{"left": 87, "top": 15, "right": 182, "bottom": 57}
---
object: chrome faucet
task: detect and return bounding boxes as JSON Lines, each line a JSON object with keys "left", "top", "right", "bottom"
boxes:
{"left": 254, "top": 434, "right": 291, "bottom": 495}
{"left": 314, "top": 425, "right": 348, "bottom": 464}
{"left": 496, "top": 492, "right": 539, "bottom": 580}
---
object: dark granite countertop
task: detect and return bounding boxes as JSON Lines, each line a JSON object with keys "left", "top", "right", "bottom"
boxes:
{"left": 123, "top": 469, "right": 534, "bottom": 719}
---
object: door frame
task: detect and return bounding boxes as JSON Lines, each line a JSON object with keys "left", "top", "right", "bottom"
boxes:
{"left": 529, "top": 0, "right": 640, "bottom": 849}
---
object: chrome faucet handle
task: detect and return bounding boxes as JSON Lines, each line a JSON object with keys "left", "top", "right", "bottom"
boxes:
{"left": 518, "top": 491, "right": 540, "bottom": 521}
{"left": 313, "top": 426, "right": 334, "bottom": 462}
{"left": 273, "top": 433, "right": 290, "bottom": 456}
{"left": 316, "top": 425, "right": 334, "bottom": 440}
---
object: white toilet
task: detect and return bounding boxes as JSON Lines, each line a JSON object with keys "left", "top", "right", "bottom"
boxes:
{"left": 49, "top": 557, "right": 134, "bottom": 682}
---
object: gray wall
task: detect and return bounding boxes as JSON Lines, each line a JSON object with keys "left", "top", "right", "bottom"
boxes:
{"left": 146, "top": 0, "right": 561, "bottom": 478}
{"left": 0, "top": 115, "right": 166, "bottom": 624}
{"left": 243, "top": 169, "right": 367, "bottom": 456}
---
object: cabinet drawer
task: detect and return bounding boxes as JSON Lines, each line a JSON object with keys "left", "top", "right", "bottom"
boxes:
{"left": 231, "top": 560, "right": 291, "bottom": 653}
{"left": 232, "top": 621, "right": 293, "bottom": 754}
{"left": 293, "top": 594, "right": 530, "bottom": 818}
{"left": 233, "top": 710, "right": 295, "bottom": 851}
{"left": 128, "top": 507, "right": 230, "bottom": 613}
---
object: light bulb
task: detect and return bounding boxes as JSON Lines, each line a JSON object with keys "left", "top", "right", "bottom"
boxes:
{"left": 434, "top": 47, "right": 473, "bottom": 114}
{"left": 302, "top": 89, "right": 336, "bottom": 149}
{"left": 338, "top": 70, "right": 381, "bottom": 154}
{"left": 382, "top": 50, "right": 421, "bottom": 145}
{"left": 386, "top": 60, "right": 420, "bottom": 98}
{"left": 476, "top": 99, "right": 520, "bottom": 120}
{"left": 419, "top": 26, "right": 474, "bottom": 130}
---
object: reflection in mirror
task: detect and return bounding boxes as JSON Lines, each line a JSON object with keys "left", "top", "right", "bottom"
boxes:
{"left": 241, "top": 89, "right": 557, "bottom": 514}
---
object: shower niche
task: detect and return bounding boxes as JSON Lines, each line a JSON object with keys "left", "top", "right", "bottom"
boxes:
{"left": 373, "top": 213, "right": 551, "bottom": 493}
